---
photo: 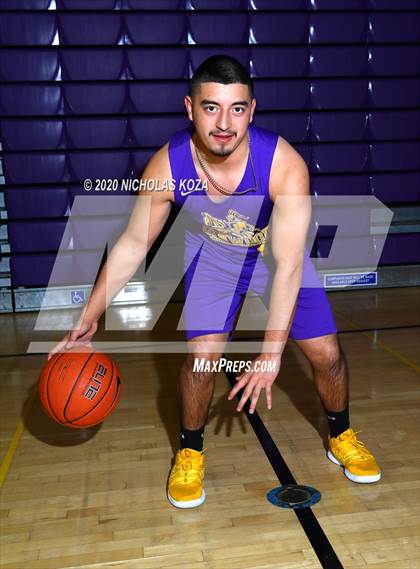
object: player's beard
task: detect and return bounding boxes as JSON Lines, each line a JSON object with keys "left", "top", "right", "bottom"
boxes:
{"left": 208, "top": 133, "right": 243, "bottom": 157}
{"left": 211, "top": 146, "right": 232, "bottom": 157}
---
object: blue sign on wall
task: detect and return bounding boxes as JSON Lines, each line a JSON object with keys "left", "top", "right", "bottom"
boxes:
{"left": 325, "top": 272, "right": 378, "bottom": 288}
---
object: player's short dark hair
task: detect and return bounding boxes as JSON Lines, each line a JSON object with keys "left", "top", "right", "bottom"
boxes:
{"left": 189, "top": 55, "right": 254, "bottom": 99}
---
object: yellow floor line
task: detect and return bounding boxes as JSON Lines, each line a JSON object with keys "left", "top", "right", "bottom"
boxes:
{"left": 0, "top": 386, "right": 37, "bottom": 489}
{"left": 336, "top": 311, "right": 420, "bottom": 374}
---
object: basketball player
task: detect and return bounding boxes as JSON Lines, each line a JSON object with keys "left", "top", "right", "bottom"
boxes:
{"left": 49, "top": 56, "right": 381, "bottom": 509}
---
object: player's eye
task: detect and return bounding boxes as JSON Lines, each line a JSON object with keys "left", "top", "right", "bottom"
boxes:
{"left": 232, "top": 106, "right": 245, "bottom": 114}
{"left": 204, "top": 105, "right": 217, "bottom": 113}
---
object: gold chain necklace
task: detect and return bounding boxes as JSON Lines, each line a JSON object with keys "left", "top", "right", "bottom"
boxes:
{"left": 194, "top": 131, "right": 258, "bottom": 196}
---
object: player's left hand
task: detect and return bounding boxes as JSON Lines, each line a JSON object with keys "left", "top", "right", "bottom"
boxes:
{"left": 227, "top": 353, "right": 281, "bottom": 414}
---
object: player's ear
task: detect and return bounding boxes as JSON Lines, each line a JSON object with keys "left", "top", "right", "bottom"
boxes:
{"left": 249, "top": 98, "right": 256, "bottom": 123}
{"left": 184, "top": 95, "right": 193, "bottom": 122}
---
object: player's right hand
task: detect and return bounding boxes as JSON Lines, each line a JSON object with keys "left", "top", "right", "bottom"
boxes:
{"left": 47, "top": 319, "right": 98, "bottom": 361}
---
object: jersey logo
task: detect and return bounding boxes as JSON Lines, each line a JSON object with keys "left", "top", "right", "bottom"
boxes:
{"left": 201, "top": 208, "right": 268, "bottom": 252}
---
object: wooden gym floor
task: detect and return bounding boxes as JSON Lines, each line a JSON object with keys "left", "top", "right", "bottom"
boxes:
{"left": 0, "top": 286, "right": 419, "bottom": 569}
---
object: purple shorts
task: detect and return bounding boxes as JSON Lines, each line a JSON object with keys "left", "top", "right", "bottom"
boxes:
{"left": 182, "top": 246, "right": 337, "bottom": 342}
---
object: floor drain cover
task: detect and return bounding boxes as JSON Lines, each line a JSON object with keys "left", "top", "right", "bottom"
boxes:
{"left": 267, "top": 485, "right": 321, "bottom": 509}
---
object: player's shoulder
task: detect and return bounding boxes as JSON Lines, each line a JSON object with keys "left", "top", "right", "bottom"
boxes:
{"left": 275, "top": 136, "right": 308, "bottom": 173}
{"left": 143, "top": 142, "right": 170, "bottom": 175}
{"left": 250, "top": 123, "right": 306, "bottom": 170}
{"left": 269, "top": 135, "right": 309, "bottom": 199}
{"left": 138, "top": 142, "right": 174, "bottom": 202}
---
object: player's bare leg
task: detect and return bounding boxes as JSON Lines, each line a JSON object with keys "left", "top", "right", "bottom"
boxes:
{"left": 167, "top": 332, "right": 229, "bottom": 508}
{"left": 296, "top": 333, "right": 381, "bottom": 483}
{"left": 295, "top": 333, "right": 348, "bottom": 413}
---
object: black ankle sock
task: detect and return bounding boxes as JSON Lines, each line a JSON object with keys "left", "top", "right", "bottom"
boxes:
{"left": 324, "top": 405, "right": 350, "bottom": 438}
{"left": 180, "top": 425, "right": 204, "bottom": 452}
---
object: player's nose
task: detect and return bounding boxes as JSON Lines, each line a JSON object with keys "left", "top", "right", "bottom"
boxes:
{"left": 216, "top": 110, "right": 231, "bottom": 131}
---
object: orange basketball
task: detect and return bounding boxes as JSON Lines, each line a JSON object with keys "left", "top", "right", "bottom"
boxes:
{"left": 38, "top": 347, "right": 122, "bottom": 428}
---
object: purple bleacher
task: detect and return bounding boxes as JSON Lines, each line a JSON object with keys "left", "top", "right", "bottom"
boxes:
{"left": 61, "top": 49, "right": 124, "bottom": 81}
{"left": 66, "top": 118, "right": 128, "bottom": 149}
{"left": 369, "top": 79, "right": 420, "bottom": 109}
{"left": 250, "top": 47, "right": 308, "bottom": 78}
{"left": 127, "top": 0, "right": 184, "bottom": 8}
{"left": 309, "top": 0, "right": 365, "bottom": 8}
{"left": 73, "top": 250, "right": 107, "bottom": 284}
{"left": 369, "top": 0, "right": 420, "bottom": 7}
{"left": 314, "top": 205, "right": 371, "bottom": 237}
{"left": 189, "top": 13, "right": 248, "bottom": 44}
{"left": 11, "top": 254, "right": 74, "bottom": 288}
{"left": 314, "top": 237, "right": 377, "bottom": 268}
{"left": 254, "top": 112, "right": 310, "bottom": 142}
{"left": 125, "top": 13, "right": 186, "bottom": 45}
{"left": 0, "top": 13, "right": 56, "bottom": 45}
{"left": 294, "top": 143, "right": 311, "bottom": 166}
{"left": 0, "top": 0, "right": 52, "bottom": 7}
{"left": 129, "top": 82, "right": 187, "bottom": 113}
{"left": 309, "top": 47, "right": 367, "bottom": 77}
{"left": 311, "top": 79, "right": 367, "bottom": 109}
{"left": 190, "top": 0, "right": 248, "bottom": 8}
{"left": 71, "top": 216, "right": 126, "bottom": 250}
{"left": 368, "top": 13, "right": 420, "bottom": 43}
{"left": 128, "top": 48, "right": 188, "bottom": 80}
{"left": 312, "top": 143, "right": 369, "bottom": 173}
{"left": 368, "top": 111, "right": 420, "bottom": 141}
{"left": 0, "top": 49, "right": 59, "bottom": 82}
{"left": 368, "top": 47, "right": 420, "bottom": 77}
{"left": 57, "top": 0, "right": 119, "bottom": 9}
{"left": 131, "top": 149, "right": 156, "bottom": 175}
{"left": 254, "top": 79, "right": 310, "bottom": 110}
{"left": 58, "top": 13, "right": 122, "bottom": 45}
{"left": 250, "top": 13, "right": 309, "bottom": 44}
{"left": 370, "top": 172, "right": 420, "bottom": 203}
{"left": 8, "top": 220, "right": 69, "bottom": 253}
{"left": 190, "top": 47, "right": 249, "bottom": 73}
{"left": 130, "top": 116, "right": 188, "bottom": 147}
{"left": 2, "top": 0, "right": 420, "bottom": 291}
{"left": 311, "top": 112, "right": 368, "bottom": 142}
{"left": 0, "top": 119, "right": 64, "bottom": 151}
{"left": 250, "top": 0, "right": 307, "bottom": 8}
{"left": 4, "top": 154, "right": 67, "bottom": 184}
{"left": 380, "top": 234, "right": 420, "bottom": 265}
{"left": 309, "top": 13, "right": 366, "bottom": 43}
{"left": 369, "top": 142, "right": 420, "bottom": 172}
{"left": 68, "top": 150, "right": 130, "bottom": 182}
{"left": 0, "top": 85, "right": 62, "bottom": 116}
{"left": 5, "top": 187, "right": 70, "bottom": 219}
{"left": 311, "top": 174, "right": 370, "bottom": 196}
{"left": 64, "top": 84, "right": 126, "bottom": 114}
{"left": 70, "top": 190, "right": 134, "bottom": 216}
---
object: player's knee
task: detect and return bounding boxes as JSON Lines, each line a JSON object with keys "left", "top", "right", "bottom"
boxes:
{"left": 314, "top": 343, "right": 344, "bottom": 378}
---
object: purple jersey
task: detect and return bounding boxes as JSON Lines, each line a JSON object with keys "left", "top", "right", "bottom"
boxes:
{"left": 167, "top": 124, "right": 337, "bottom": 341}
{"left": 169, "top": 123, "right": 277, "bottom": 261}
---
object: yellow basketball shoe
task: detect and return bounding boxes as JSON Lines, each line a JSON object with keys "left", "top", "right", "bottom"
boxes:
{"left": 167, "top": 448, "right": 206, "bottom": 508}
{"left": 328, "top": 428, "right": 381, "bottom": 483}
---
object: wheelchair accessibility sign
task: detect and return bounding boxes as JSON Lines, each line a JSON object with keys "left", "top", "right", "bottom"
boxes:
{"left": 70, "top": 290, "right": 85, "bottom": 304}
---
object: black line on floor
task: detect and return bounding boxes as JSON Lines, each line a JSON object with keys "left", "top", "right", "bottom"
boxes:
{"left": 223, "top": 365, "right": 344, "bottom": 569}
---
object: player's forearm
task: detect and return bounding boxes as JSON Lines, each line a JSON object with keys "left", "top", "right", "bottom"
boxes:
{"left": 262, "top": 265, "right": 302, "bottom": 355}
{"left": 82, "top": 232, "right": 148, "bottom": 323}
